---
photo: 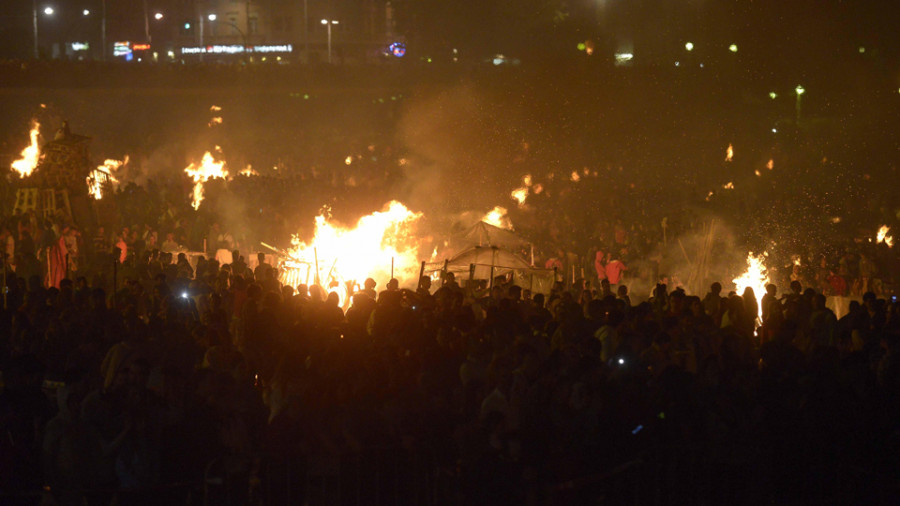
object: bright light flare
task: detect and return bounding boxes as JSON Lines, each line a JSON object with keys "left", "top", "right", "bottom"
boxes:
{"left": 877, "top": 226, "right": 894, "bottom": 247}
{"left": 733, "top": 252, "right": 769, "bottom": 320}
{"left": 283, "top": 201, "right": 423, "bottom": 292}
{"left": 184, "top": 150, "right": 228, "bottom": 210}
{"left": 11, "top": 120, "right": 41, "bottom": 178}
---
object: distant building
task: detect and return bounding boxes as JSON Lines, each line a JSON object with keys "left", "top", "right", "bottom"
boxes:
{"left": 171, "top": 0, "right": 400, "bottom": 63}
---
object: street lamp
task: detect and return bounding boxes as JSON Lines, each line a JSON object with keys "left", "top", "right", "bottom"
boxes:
{"left": 321, "top": 19, "right": 338, "bottom": 64}
{"left": 32, "top": 3, "right": 55, "bottom": 59}
{"left": 684, "top": 41, "right": 694, "bottom": 51}
{"left": 795, "top": 85, "right": 805, "bottom": 125}
{"left": 82, "top": 9, "right": 90, "bottom": 16}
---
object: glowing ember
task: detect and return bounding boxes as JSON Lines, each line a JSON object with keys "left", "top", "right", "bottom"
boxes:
{"left": 723, "top": 182, "right": 734, "bottom": 189}
{"left": 766, "top": 159, "right": 774, "bottom": 170}
{"left": 733, "top": 252, "right": 769, "bottom": 320}
{"left": 482, "top": 206, "right": 513, "bottom": 230}
{"left": 184, "top": 149, "right": 228, "bottom": 210}
{"left": 532, "top": 184, "right": 544, "bottom": 194}
{"left": 725, "top": 143, "right": 734, "bottom": 162}
{"left": 830, "top": 217, "right": 841, "bottom": 224}
{"left": 283, "top": 201, "right": 423, "bottom": 291}
{"left": 86, "top": 156, "right": 128, "bottom": 200}
{"left": 11, "top": 120, "right": 41, "bottom": 178}
{"left": 754, "top": 170, "right": 761, "bottom": 177}
{"left": 570, "top": 171, "right": 581, "bottom": 182}
{"left": 705, "top": 191, "right": 714, "bottom": 201}
{"left": 877, "top": 226, "right": 894, "bottom": 247}
{"left": 523, "top": 174, "right": 532, "bottom": 186}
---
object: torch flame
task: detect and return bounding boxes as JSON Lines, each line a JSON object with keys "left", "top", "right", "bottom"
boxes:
{"left": 482, "top": 206, "right": 513, "bottom": 230}
{"left": 11, "top": 120, "right": 41, "bottom": 178}
{"left": 184, "top": 150, "right": 228, "bottom": 210}
{"left": 733, "top": 252, "right": 769, "bottom": 320}
{"left": 725, "top": 143, "right": 734, "bottom": 162}
{"left": 877, "top": 226, "right": 894, "bottom": 248}
{"left": 283, "top": 201, "right": 423, "bottom": 292}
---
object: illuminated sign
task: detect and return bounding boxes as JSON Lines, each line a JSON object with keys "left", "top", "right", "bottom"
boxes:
{"left": 180, "top": 44, "right": 293, "bottom": 55}
{"left": 70, "top": 42, "right": 90, "bottom": 51}
{"left": 132, "top": 43, "right": 151, "bottom": 51}
{"left": 113, "top": 42, "right": 132, "bottom": 57}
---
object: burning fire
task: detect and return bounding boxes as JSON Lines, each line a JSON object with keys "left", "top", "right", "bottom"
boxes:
{"left": 766, "top": 159, "right": 774, "bottom": 170}
{"left": 482, "top": 206, "right": 513, "bottom": 230}
{"left": 210, "top": 105, "right": 222, "bottom": 112}
{"left": 11, "top": 120, "right": 41, "bottom": 178}
{"left": 723, "top": 182, "right": 734, "bottom": 190}
{"left": 238, "top": 165, "right": 259, "bottom": 177}
{"left": 511, "top": 187, "right": 528, "bottom": 205}
{"left": 733, "top": 252, "right": 769, "bottom": 320}
{"left": 877, "top": 226, "right": 894, "bottom": 247}
{"left": 184, "top": 149, "right": 228, "bottom": 210}
{"left": 86, "top": 156, "right": 128, "bottom": 200}
{"left": 570, "top": 171, "right": 581, "bottom": 182}
{"left": 208, "top": 117, "right": 223, "bottom": 127}
{"left": 725, "top": 143, "right": 734, "bottom": 162}
{"left": 282, "top": 201, "right": 423, "bottom": 295}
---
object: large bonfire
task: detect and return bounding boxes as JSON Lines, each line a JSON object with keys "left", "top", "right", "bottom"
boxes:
{"left": 279, "top": 201, "right": 423, "bottom": 301}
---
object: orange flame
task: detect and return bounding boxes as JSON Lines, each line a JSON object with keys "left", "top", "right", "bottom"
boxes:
{"left": 208, "top": 117, "right": 223, "bottom": 127}
{"left": 725, "top": 143, "right": 734, "bottom": 162}
{"left": 570, "top": 171, "right": 581, "bottom": 182}
{"left": 482, "top": 206, "right": 512, "bottom": 230}
{"left": 766, "top": 159, "right": 774, "bottom": 170}
{"left": 733, "top": 252, "right": 769, "bottom": 320}
{"left": 11, "top": 120, "right": 41, "bottom": 178}
{"left": 877, "top": 226, "right": 894, "bottom": 248}
{"left": 184, "top": 149, "right": 227, "bottom": 210}
{"left": 86, "top": 156, "right": 128, "bottom": 200}
{"left": 723, "top": 182, "right": 734, "bottom": 189}
{"left": 282, "top": 201, "right": 423, "bottom": 291}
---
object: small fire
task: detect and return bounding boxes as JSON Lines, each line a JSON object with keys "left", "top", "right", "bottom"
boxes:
{"left": 238, "top": 165, "right": 259, "bottom": 177}
{"left": 877, "top": 226, "right": 894, "bottom": 247}
{"left": 208, "top": 117, "right": 223, "bottom": 127}
{"left": 210, "top": 105, "right": 222, "bottom": 112}
{"left": 754, "top": 170, "right": 761, "bottom": 177}
{"left": 482, "top": 206, "right": 512, "bottom": 230}
{"left": 523, "top": 174, "right": 532, "bottom": 187}
{"left": 345, "top": 156, "right": 353, "bottom": 165}
{"left": 723, "top": 182, "right": 734, "bottom": 189}
{"left": 570, "top": 171, "right": 581, "bottom": 182}
{"left": 532, "top": 183, "right": 544, "bottom": 194}
{"left": 766, "top": 159, "right": 774, "bottom": 170}
{"left": 86, "top": 156, "right": 128, "bottom": 199}
{"left": 11, "top": 120, "right": 41, "bottom": 178}
{"left": 184, "top": 149, "right": 228, "bottom": 210}
{"left": 733, "top": 252, "right": 769, "bottom": 320}
{"left": 705, "top": 191, "right": 714, "bottom": 201}
{"left": 283, "top": 201, "right": 423, "bottom": 292}
{"left": 725, "top": 143, "right": 734, "bottom": 162}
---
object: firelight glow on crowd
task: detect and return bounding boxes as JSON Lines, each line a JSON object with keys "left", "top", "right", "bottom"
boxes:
{"left": 1, "top": 31, "right": 900, "bottom": 506}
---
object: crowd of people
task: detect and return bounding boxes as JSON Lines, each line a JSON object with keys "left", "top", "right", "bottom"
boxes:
{"left": 2, "top": 233, "right": 900, "bottom": 504}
